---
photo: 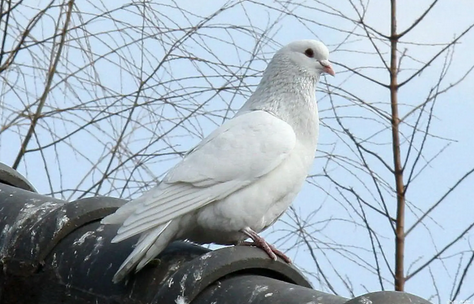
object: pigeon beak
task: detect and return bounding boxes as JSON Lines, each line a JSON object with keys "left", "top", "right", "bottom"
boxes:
{"left": 324, "top": 65, "right": 335, "bottom": 76}
{"left": 320, "top": 60, "right": 335, "bottom": 76}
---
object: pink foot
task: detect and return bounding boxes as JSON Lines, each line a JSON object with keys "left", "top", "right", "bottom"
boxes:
{"left": 240, "top": 227, "right": 291, "bottom": 263}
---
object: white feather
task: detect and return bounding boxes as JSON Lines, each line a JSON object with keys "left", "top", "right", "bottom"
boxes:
{"left": 102, "top": 39, "right": 334, "bottom": 282}
{"left": 112, "top": 220, "right": 172, "bottom": 283}
{"left": 111, "top": 111, "right": 295, "bottom": 243}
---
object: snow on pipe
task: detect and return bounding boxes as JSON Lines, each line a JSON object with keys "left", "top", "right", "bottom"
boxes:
{"left": 0, "top": 164, "right": 432, "bottom": 304}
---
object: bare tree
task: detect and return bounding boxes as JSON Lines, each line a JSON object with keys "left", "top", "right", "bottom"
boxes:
{"left": 1, "top": 1, "right": 473, "bottom": 303}
{"left": 1, "top": 0, "right": 273, "bottom": 200}
{"left": 258, "top": 1, "right": 474, "bottom": 302}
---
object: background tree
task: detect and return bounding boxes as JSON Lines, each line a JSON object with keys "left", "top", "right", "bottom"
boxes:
{"left": 1, "top": 1, "right": 473, "bottom": 303}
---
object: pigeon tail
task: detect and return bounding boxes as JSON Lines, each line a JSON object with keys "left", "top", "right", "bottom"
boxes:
{"left": 101, "top": 196, "right": 147, "bottom": 225}
{"left": 112, "top": 220, "right": 174, "bottom": 283}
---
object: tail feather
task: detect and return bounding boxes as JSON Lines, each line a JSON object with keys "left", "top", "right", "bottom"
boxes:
{"left": 101, "top": 192, "right": 153, "bottom": 225}
{"left": 112, "top": 220, "right": 174, "bottom": 283}
{"left": 101, "top": 203, "right": 138, "bottom": 225}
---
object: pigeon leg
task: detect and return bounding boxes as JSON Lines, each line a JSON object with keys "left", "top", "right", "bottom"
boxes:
{"left": 240, "top": 227, "right": 292, "bottom": 263}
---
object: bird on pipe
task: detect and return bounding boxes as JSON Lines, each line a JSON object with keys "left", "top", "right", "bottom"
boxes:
{"left": 102, "top": 39, "right": 335, "bottom": 283}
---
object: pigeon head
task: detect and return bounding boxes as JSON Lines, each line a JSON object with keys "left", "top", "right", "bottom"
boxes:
{"left": 274, "top": 40, "right": 335, "bottom": 78}
{"left": 238, "top": 39, "right": 333, "bottom": 123}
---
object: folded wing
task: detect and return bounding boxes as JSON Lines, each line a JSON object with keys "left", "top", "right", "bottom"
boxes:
{"left": 107, "top": 110, "right": 297, "bottom": 242}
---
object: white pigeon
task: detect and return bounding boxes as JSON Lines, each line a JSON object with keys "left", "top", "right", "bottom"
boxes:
{"left": 102, "top": 39, "right": 335, "bottom": 283}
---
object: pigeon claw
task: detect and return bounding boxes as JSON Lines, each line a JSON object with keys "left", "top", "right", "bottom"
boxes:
{"left": 240, "top": 227, "right": 292, "bottom": 263}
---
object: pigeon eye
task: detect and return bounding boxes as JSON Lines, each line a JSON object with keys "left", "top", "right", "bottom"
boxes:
{"left": 304, "top": 48, "right": 314, "bottom": 58}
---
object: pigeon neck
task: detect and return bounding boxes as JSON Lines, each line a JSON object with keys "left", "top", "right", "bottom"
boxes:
{"left": 239, "top": 67, "right": 320, "bottom": 144}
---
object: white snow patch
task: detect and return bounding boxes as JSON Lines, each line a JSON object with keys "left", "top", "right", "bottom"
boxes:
{"left": 73, "top": 231, "right": 94, "bottom": 246}
{"left": 1, "top": 224, "right": 11, "bottom": 236}
{"left": 22, "top": 202, "right": 60, "bottom": 215}
{"left": 174, "top": 274, "right": 189, "bottom": 304}
{"left": 0, "top": 201, "right": 61, "bottom": 256}
{"left": 265, "top": 293, "right": 273, "bottom": 297}
{"left": 0, "top": 224, "right": 12, "bottom": 254}
{"left": 94, "top": 236, "right": 104, "bottom": 250}
{"left": 51, "top": 253, "right": 58, "bottom": 267}
{"left": 84, "top": 236, "right": 103, "bottom": 262}
{"left": 200, "top": 252, "right": 212, "bottom": 260}
{"left": 249, "top": 285, "right": 269, "bottom": 301}
{"left": 179, "top": 273, "right": 188, "bottom": 293}
{"left": 56, "top": 214, "right": 69, "bottom": 230}
{"left": 169, "top": 263, "right": 180, "bottom": 272}
{"left": 359, "top": 296, "right": 373, "bottom": 304}
{"left": 193, "top": 269, "right": 202, "bottom": 281}
{"left": 27, "top": 198, "right": 43, "bottom": 204}
{"left": 175, "top": 295, "right": 188, "bottom": 304}
{"left": 255, "top": 285, "right": 269, "bottom": 292}
{"left": 22, "top": 203, "right": 36, "bottom": 210}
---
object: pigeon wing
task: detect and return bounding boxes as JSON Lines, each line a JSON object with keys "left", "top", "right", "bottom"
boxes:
{"left": 112, "top": 110, "right": 296, "bottom": 241}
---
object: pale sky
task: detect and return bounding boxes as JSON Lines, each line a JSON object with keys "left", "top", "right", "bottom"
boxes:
{"left": 1, "top": 1, "right": 473, "bottom": 303}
